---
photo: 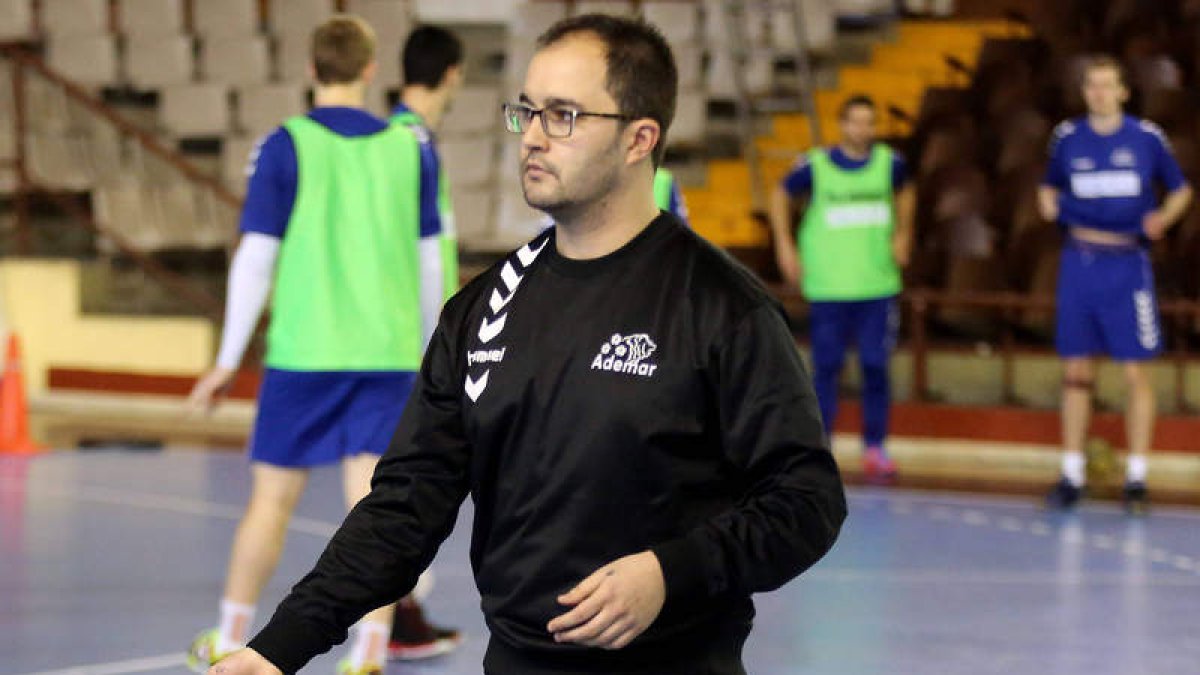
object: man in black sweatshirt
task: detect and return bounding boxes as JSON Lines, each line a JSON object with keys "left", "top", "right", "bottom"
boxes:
{"left": 210, "top": 14, "right": 846, "bottom": 675}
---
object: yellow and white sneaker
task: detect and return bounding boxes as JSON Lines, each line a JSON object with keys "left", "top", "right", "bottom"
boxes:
{"left": 186, "top": 628, "right": 241, "bottom": 673}
{"left": 335, "top": 658, "right": 384, "bottom": 675}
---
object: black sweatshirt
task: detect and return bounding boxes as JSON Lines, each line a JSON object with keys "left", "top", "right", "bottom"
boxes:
{"left": 249, "top": 213, "right": 847, "bottom": 674}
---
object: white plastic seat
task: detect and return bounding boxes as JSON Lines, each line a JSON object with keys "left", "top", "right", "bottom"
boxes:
{"left": 573, "top": 1, "right": 635, "bottom": 17}
{"left": 117, "top": 0, "right": 185, "bottom": 38}
{"left": 41, "top": 0, "right": 107, "bottom": 37}
{"left": 269, "top": 0, "right": 334, "bottom": 37}
{"left": 194, "top": 0, "right": 260, "bottom": 38}
{"left": 221, "top": 135, "right": 259, "bottom": 195}
{"left": 124, "top": 35, "right": 194, "bottom": 90}
{"left": 236, "top": 83, "right": 308, "bottom": 139}
{"left": 160, "top": 84, "right": 232, "bottom": 137}
{"left": 441, "top": 86, "right": 500, "bottom": 136}
{"left": 47, "top": 35, "right": 118, "bottom": 88}
{"left": 641, "top": 2, "right": 701, "bottom": 44}
{"left": 0, "top": 0, "right": 34, "bottom": 41}
{"left": 510, "top": 2, "right": 567, "bottom": 38}
{"left": 439, "top": 137, "right": 495, "bottom": 187}
{"left": 666, "top": 89, "right": 704, "bottom": 148}
{"left": 201, "top": 36, "right": 270, "bottom": 86}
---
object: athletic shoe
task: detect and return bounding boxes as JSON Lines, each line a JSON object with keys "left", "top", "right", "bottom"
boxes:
{"left": 186, "top": 628, "right": 239, "bottom": 673}
{"left": 387, "top": 601, "right": 462, "bottom": 661}
{"left": 1045, "top": 477, "right": 1084, "bottom": 510}
{"left": 862, "top": 446, "right": 897, "bottom": 484}
{"left": 335, "top": 659, "right": 383, "bottom": 675}
{"left": 1123, "top": 481, "right": 1149, "bottom": 516}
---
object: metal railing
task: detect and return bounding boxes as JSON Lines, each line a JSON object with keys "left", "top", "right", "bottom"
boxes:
{"left": 2, "top": 44, "right": 237, "bottom": 320}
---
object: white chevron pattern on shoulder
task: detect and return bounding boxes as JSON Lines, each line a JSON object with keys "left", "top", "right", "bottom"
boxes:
{"left": 490, "top": 287, "right": 515, "bottom": 315}
{"left": 465, "top": 370, "right": 489, "bottom": 402}
{"left": 479, "top": 313, "right": 507, "bottom": 343}
{"left": 517, "top": 237, "right": 549, "bottom": 267}
{"left": 501, "top": 261, "right": 523, "bottom": 293}
{"left": 463, "top": 231, "right": 552, "bottom": 404}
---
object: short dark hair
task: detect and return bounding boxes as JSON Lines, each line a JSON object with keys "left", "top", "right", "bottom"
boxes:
{"left": 311, "top": 15, "right": 375, "bottom": 85}
{"left": 537, "top": 14, "right": 677, "bottom": 166}
{"left": 402, "top": 25, "right": 464, "bottom": 88}
{"left": 839, "top": 94, "right": 876, "bottom": 119}
{"left": 1083, "top": 54, "right": 1127, "bottom": 88}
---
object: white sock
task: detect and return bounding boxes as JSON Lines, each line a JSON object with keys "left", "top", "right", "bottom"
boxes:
{"left": 1062, "top": 451, "right": 1086, "bottom": 487}
{"left": 347, "top": 620, "right": 390, "bottom": 667}
{"left": 217, "top": 599, "right": 255, "bottom": 653}
{"left": 1126, "top": 455, "right": 1148, "bottom": 484}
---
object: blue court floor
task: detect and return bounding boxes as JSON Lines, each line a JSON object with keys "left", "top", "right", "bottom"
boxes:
{"left": 2, "top": 450, "right": 1198, "bottom": 675}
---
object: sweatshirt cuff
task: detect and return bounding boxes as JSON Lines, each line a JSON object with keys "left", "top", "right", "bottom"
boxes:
{"left": 246, "top": 607, "right": 330, "bottom": 675}
{"left": 651, "top": 535, "right": 711, "bottom": 610}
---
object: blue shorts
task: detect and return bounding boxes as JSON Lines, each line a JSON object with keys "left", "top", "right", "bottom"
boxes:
{"left": 808, "top": 295, "right": 899, "bottom": 370}
{"left": 1055, "top": 241, "right": 1162, "bottom": 361}
{"left": 249, "top": 369, "right": 418, "bottom": 468}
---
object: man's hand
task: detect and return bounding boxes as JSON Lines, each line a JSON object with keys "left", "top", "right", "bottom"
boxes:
{"left": 187, "top": 367, "right": 236, "bottom": 416}
{"left": 546, "top": 550, "right": 666, "bottom": 650}
{"left": 206, "top": 648, "right": 282, "bottom": 675}
{"left": 1143, "top": 210, "right": 1169, "bottom": 240}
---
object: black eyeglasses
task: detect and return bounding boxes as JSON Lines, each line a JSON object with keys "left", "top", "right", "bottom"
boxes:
{"left": 502, "top": 102, "right": 633, "bottom": 138}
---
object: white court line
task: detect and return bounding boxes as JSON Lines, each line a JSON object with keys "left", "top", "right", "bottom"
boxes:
{"left": 0, "top": 481, "right": 338, "bottom": 537}
{"left": 850, "top": 487, "right": 1200, "bottom": 521}
{"left": 13, "top": 653, "right": 185, "bottom": 675}
{"left": 810, "top": 569, "right": 1200, "bottom": 586}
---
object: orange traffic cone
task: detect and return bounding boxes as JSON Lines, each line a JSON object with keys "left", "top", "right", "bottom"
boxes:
{"left": 0, "top": 334, "right": 42, "bottom": 454}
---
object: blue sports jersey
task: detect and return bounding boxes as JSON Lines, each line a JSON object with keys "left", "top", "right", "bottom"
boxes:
{"left": 1042, "top": 115, "right": 1186, "bottom": 235}
{"left": 665, "top": 177, "right": 689, "bottom": 224}
{"left": 782, "top": 144, "right": 908, "bottom": 196}
{"left": 240, "top": 106, "right": 442, "bottom": 239}
{"left": 390, "top": 103, "right": 444, "bottom": 239}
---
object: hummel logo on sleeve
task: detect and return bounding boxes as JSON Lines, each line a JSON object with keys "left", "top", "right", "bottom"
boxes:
{"left": 590, "top": 333, "right": 659, "bottom": 378}
{"left": 464, "top": 234, "right": 549, "bottom": 403}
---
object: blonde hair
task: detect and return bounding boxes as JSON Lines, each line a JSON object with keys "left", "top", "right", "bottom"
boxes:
{"left": 311, "top": 14, "right": 376, "bottom": 85}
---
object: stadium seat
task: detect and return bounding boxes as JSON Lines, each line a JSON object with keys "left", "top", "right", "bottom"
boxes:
{"left": 451, "top": 190, "right": 495, "bottom": 243}
{"left": 675, "top": 43, "right": 703, "bottom": 90}
{"left": 274, "top": 33, "right": 311, "bottom": 82}
{"left": 117, "top": 0, "right": 185, "bottom": 38}
{"left": 236, "top": 83, "right": 307, "bottom": 139}
{"left": 0, "top": 0, "right": 33, "bottom": 42}
{"left": 26, "top": 132, "right": 94, "bottom": 191}
{"left": 269, "top": 0, "right": 335, "bottom": 37}
{"left": 667, "top": 89, "right": 705, "bottom": 148}
{"left": 344, "top": 0, "right": 411, "bottom": 43}
{"left": 124, "top": 35, "right": 195, "bottom": 91}
{"left": 93, "top": 182, "right": 168, "bottom": 251}
{"left": 194, "top": 0, "right": 260, "bottom": 38}
{"left": 47, "top": 35, "right": 118, "bottom": 88}
{"left": 573, "top": 1, "right": 635, "bottom": 17}
{"left": 147, "top": 182, "right": 202, "bottom": 248}
{"left": 194, "top": 186, "right": 240, "bottom": 249}
{"left": 440, "top": 137, "right": 495, "bottom": 187}
{"left": 202, "top": 35, "right": 271, "bottom": 86}
{"left": 641, "top": 2, "right": 701, "bottom": 45}
{"left": 510, "top": 2, "right": 567, "bottom": 38}
{"left": 771, "top": 0, "right": 836, "bottom": 54}
{"left": 441, "top": 86, "right": 500, "bottom": 136}
{"left": 41, "top": 0, "right": 107, "bottom": 36}
{"left": 221, "top": 135, "right": 259, "bottom": 194}
{"left": 160, "top": 84, "right": 232, "bottom": 137}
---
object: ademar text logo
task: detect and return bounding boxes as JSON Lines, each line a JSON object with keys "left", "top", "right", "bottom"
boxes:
{"left": 591, "top": 333, "right": 658, "bottom": 378}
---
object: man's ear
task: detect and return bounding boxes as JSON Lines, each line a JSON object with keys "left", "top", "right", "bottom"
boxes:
{"left": 625, "top": 118, "right": 661, "bottom": 166}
